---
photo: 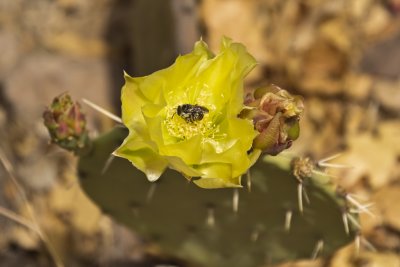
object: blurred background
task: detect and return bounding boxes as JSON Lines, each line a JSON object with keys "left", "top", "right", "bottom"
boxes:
{"left": 0, "top": 0, "right": 400, "bottom": 266}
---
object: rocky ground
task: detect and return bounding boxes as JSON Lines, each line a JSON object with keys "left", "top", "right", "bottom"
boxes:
{"left": 0, "top": 0, "right": 399, "bottom": 266}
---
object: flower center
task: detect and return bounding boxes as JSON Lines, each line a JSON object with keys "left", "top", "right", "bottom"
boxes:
{"left": 164, "top": 105, "right": 218, "bottom": 140}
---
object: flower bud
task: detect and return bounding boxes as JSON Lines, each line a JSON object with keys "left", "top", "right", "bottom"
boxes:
{"left": 43, "top": 93, "right": 90, "bottom": 154}
{"left": 242, "top": 85, "right": 304, "bottom": 155}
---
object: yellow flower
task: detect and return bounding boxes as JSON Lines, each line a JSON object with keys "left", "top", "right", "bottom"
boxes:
{"left": 114, "top": 37, "right": 260, "bottom": 188}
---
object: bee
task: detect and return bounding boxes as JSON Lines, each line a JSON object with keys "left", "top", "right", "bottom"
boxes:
{"left": 175, "top": 104, "right": 209, "bottom": 123}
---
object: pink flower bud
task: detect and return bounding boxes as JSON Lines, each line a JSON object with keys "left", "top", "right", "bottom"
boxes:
{"left": 241, "top": 85, "right": 304, "bottom": 155}
{"left": 43, "top": 93, "right": 89, "bottom": 154}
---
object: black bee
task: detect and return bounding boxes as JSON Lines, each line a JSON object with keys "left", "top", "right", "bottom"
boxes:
{"left": 175, "top": 104, "right": 209, "bottom": 123}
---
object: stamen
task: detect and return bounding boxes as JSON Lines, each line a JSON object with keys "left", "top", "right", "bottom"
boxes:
{"left": 164, "top": 107, "right": 217, "bottom": 141}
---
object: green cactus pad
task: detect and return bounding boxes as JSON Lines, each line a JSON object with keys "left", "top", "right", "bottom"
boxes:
{"left": 77, "top": 127, "right": 357, "bottom": 267}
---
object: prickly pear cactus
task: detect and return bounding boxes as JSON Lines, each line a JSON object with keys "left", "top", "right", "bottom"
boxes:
{"left": 44, "top": 38, "right": 362, "bottom": 267}
{"left": 77, "top": 126, "right": 357, "bottom": 267}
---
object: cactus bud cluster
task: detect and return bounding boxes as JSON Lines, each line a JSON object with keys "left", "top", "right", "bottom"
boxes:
{"left": 43, "top": 93, "right": 90, "bottom": 155}
{"left": 242, "top": 85, "right": 304, "bottom": 155}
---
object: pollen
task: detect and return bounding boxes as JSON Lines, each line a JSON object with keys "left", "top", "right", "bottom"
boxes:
{"left": 164, "top": 106, "right": 218, "bottom": 141}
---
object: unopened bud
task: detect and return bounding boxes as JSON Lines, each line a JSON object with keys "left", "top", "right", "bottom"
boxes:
{"left": 43, "top": 93, "right": 90, "bottom": 155}
{"left": 241, "top": 85, "right": 304, "bottom": 155}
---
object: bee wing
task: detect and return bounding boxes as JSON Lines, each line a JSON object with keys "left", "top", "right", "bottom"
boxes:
{"left": 201, "top": 106, "right": 209, "bottom": 113}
